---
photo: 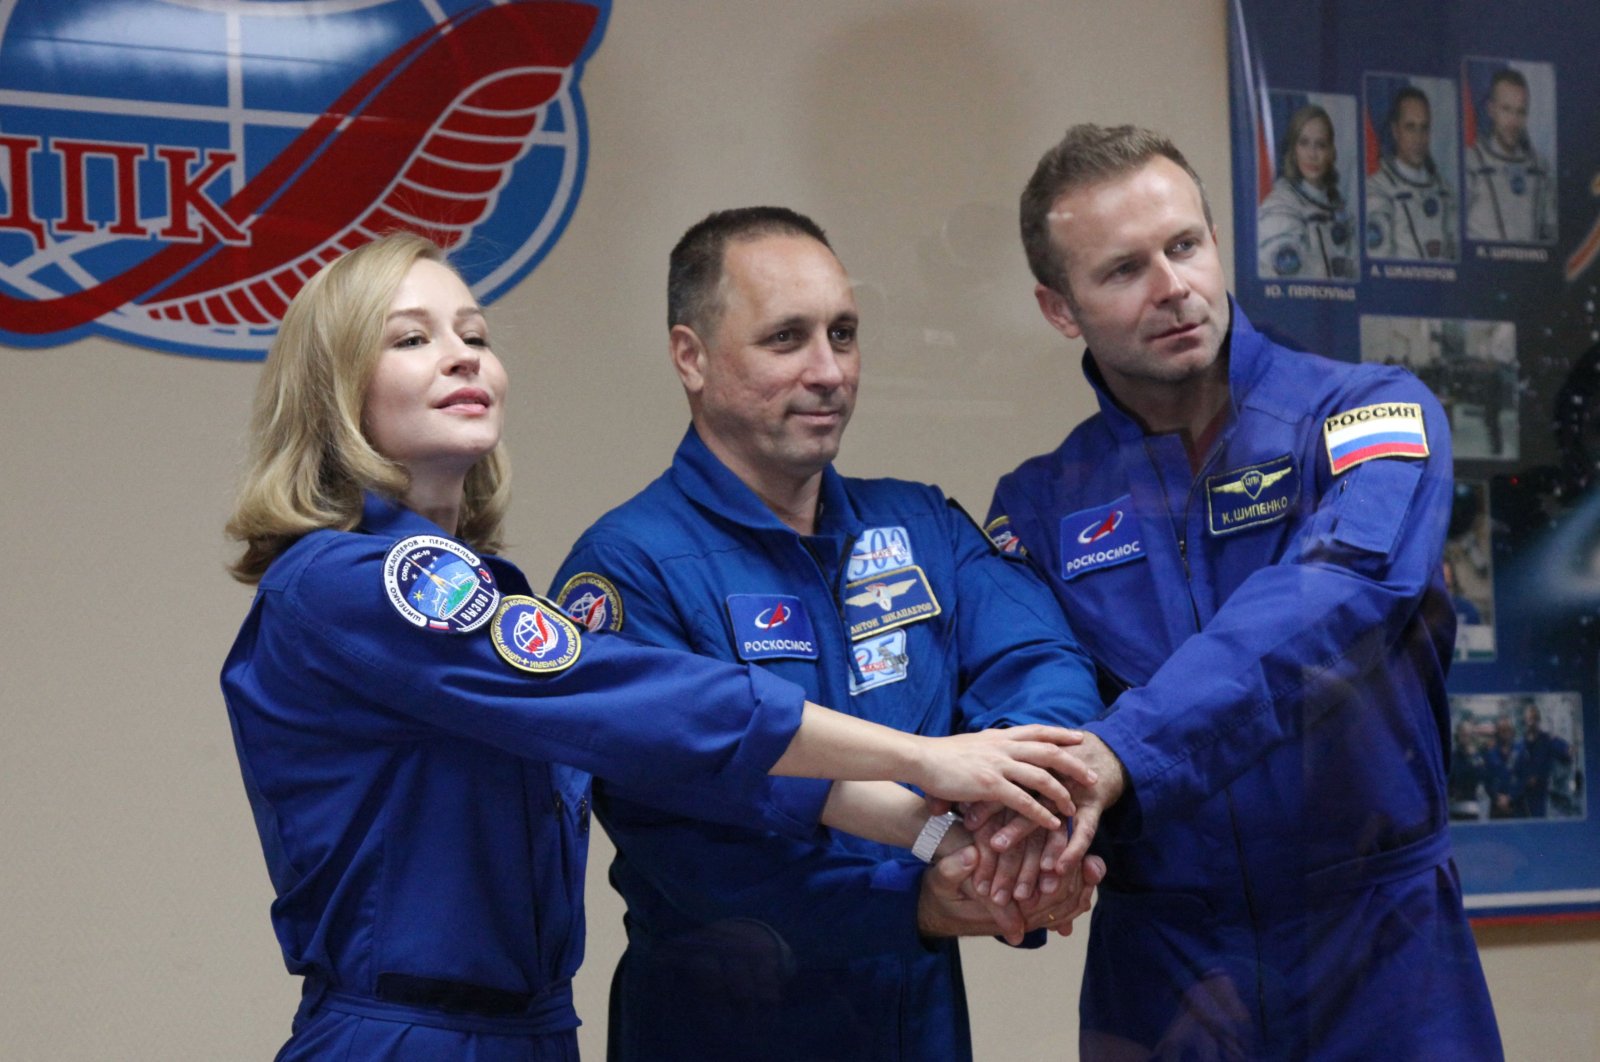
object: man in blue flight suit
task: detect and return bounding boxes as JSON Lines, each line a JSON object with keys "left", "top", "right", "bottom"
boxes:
{"left": 987, "top": 124, "right": 1503, "bottom": 1060}
{"left": 1513, "top": 699, "right": 1573, "bottom": 817}
{"left": 551, "top": 207, "right": 1105, "bottom": 1061}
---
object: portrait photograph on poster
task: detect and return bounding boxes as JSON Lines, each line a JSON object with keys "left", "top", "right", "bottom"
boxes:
{"left": 1359, "top": 314, "right": 1518, "bottom": 461}
{"left": 1446, "top": 479, "right": 1495, "bottom": 661}
{"left": 1363, "top": 72, "right": 1461, "bottom": 264}
{"left": 1448, "top": 691, "right": 1584, "bottom": 824}
{"left": 1461, "top": 57, "right": 1558, "bottom": 247}
{"left": 1257, "top": 91, "right": 1360, "bottom": 283}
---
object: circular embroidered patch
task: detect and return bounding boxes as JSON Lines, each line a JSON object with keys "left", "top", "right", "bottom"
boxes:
{"left": 383, "top": 535, "right": 500, "bottom": 633}
{"left": 492, "top": 595, "right": 582, "bottom": 673}
{"left": 556, "top": 572, "right": 625, "bottom": 632}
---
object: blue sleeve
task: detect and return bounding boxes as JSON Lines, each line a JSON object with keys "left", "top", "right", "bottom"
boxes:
{"left": 942, "top": 499, "right": 1103, "bottom": 732}
{"left": 552, "top": 535, "right": 831, "bottom": 833}
{"left": 553, "top": 534, "right": 936, "bottom": 964}
{"left": 250, "top": 534, "right": 813, "bottom": 838}
{"left": 1088, "top": 377, "right": 1455, "bottom": 825}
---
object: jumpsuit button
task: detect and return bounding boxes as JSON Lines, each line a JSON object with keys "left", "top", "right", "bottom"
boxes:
{"left": 577, "top": 796, "right": 591, "bottom": 834}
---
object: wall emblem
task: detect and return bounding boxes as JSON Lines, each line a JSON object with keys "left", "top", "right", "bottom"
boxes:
{"left": 0, "top": 0, "right": 609, "bottom": 358}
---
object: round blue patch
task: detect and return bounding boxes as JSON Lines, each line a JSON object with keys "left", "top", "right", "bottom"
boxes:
{"left": 1509, "top": 171, "right": 1527, "bottom": 196}
{"left": 1330, "top": 220, "right": 1350, "bottom": 245}
{"left": 1366, "top": 220, "right": 1383, "bottom": 249}
{"left": 383, "top": 535, "right": 499, "bottom": 633}
{"left": 1423, "top": 195, "right": 1440, "bottom": 218}
{"left": 492, "top": 595, "right": 582, "bottom": 673}
{"left": 1272, "top": 244, "right": 1302, "bottom": 276}
{"left": 556, "top": 572, "right": 624, "bottom": 632}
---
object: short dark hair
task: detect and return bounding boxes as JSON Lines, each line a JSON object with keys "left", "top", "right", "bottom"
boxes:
{"left": 1386, "top": 86, "right": 1431, "bottom": 133}
{"left": 1385, "top": 87, "right": 1434, "bottom": 171}
{"left": 1488, "top": 67, "right": 1528, "bottom": 99}
{"left": 1020, "top": 123, "right": 1211, "bottom": 294}
{"left": 667, "top": 207, "right": 832, "bottom": 336}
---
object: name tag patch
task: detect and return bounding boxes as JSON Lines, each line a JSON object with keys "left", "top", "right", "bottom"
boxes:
{"left": 1059, "top": 495, "right": 1143, "bottom": 580}
{"left": 1323, "top": 402, "right": 1429, "bottom": 474}
{"left": 726, "top": 594, "right": 819, "bottom": 661}
{"left": 843, "top": 565, "right": 941, "bottom": 640}
{"left": 555, "top": 572, "right": 624, "bottom": 632}
{"left": 846, "top": 526, "right": 915, "bottom": 580}
{"left": 491, "top": 595, "right": 581, "bottom": 673}
{"left": 383, "top": 535, "right": 499, "bottom": 633}
{"left": 1206, "top": 455, "right": 1298, "bottom": 536}
{"left": 849, "top": 630, "right": 909, "bottom": 694}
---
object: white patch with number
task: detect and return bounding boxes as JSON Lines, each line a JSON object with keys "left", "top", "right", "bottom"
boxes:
{"left": 846, "top": 526, "right": 914, "bottom": 580}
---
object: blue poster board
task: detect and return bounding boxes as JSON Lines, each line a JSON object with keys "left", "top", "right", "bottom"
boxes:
{"left": 1229, "top": 0, "right": 1600, "bottom": 919}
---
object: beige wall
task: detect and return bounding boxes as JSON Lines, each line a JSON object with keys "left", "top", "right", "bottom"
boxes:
{"left": 3, "top": 2, "right": 1595, "bottom": 1057}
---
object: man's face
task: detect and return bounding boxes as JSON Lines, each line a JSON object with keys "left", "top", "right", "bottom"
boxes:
{"left": 1486, "top": 80, "right": 1529, "bottom": 153}
{"left": 1392, "top": 96, "right": 1432, "bottom": 169}
{"left": 1035, "top": 157, "right": 1229, "bottom": 406}
{"left": 680, "top": 234, "right": 860, "bottom": 490}
{"left": 1523, "top": 704, "right": 1542, "bottom": 734}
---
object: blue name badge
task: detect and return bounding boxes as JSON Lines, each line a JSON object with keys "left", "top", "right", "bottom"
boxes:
{"left": 849, "top": 630, "right": 909, "bottom": 694}
{"left": 843, "top": 565, "right": 940, "bottom": 640}
{"left": 1059, "top": 495, "right": 1144, "bottom": 581}
{"left": 1206, "top": 454, "right": 1298, "bottom": 536}
{"left": 726, "top": 594, "right": 819, "bottom": 661}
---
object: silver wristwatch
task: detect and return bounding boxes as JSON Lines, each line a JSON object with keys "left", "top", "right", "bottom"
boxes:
{"left": 912, "top": 811, "right": 959, "bottom": 863}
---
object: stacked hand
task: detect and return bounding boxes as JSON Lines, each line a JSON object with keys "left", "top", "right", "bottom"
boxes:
{"left": 976, "top": 730, "right": 1127, "bottom": 874}
{"left": 909, "top": 724, "right": 1099, "bottom": 831}
{"left": 917, "top": 818, "right": 1103, "bottom": 944}
{"left": 916, "top": 731, "right": 1127, "bottom": 944}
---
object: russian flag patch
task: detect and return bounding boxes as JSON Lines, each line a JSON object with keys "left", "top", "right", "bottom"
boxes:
{"left": 1323, "top": 402, "right": 1429, "bottom": 475}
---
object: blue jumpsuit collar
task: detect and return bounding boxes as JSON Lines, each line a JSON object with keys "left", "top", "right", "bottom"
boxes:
{"left": 360, "top": 491, "right": 452, "bottom": 538}
{"left": 668, "top": 427, "right": 863, "bottom": 539}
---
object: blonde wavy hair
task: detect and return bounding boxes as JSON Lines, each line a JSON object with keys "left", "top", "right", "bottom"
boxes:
{"left": 226, "top": 232, "right": 510, "bottom": 583}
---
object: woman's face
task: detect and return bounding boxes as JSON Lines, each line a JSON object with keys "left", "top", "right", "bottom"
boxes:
{"left": 1293, "top": 116, "right": 1334, "bottom": 185}
{"left": 363, "top": 257, "right": 507, "bottom": 486}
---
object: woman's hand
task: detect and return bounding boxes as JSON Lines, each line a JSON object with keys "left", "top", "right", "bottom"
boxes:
{"left": 908, "top": 725, "right": 1094, "bottom": 831}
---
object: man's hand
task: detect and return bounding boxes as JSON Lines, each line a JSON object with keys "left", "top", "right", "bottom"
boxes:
{"left": 962, "top": 808, "right": 1073, "bottom": 904}
{"left": 977, "top": 731, "right": 1126, "bottom": 872}
{"left": 918, "top": 843, "right": 1106, "bottom": 945}
{"left": 1018, "top": 852, "right": 1105, "bottom": 937}
{"left": 918, "top": 844, "right": 1028, "bottom": 943}
{"left": 1051, "top": 731, "right": 1126, "bottom": 873}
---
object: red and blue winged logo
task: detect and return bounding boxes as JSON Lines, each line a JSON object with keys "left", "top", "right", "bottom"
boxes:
{"left": 0, "top": 0, "right": 609, "bottom": 359}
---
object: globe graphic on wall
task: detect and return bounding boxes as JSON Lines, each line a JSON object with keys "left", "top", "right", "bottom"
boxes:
{"left": 0, "top": 0, "right": 606, "bottom": 358}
